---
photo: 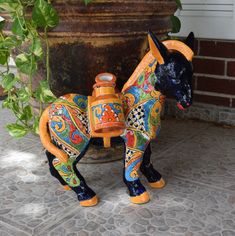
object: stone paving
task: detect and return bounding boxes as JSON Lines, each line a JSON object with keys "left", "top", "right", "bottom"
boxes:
{"left": 0, "top": 105, "right": 235, "bottom": 236}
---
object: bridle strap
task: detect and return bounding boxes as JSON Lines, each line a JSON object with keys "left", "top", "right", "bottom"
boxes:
{"left": 163, "top": 40, "right": 194, "bottom": 61}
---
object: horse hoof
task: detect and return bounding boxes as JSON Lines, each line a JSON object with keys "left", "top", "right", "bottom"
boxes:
{"left": 63, "top": 185, "right": 71, "bottom": 191}
{"left": 130, "top": 191, "right": 150, "bottom": 204}
{"left": 80, "top": 196, "right": 99, "bottom": 207}
{"left": 149, "top": 178, "right": 166, "bottom": 189}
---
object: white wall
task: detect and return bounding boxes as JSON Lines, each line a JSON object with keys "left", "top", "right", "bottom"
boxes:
{"left": 174, "top": 0, "right": 235, "bottom": 40}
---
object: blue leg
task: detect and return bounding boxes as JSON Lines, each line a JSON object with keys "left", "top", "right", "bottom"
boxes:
{"left": 123, "top": 146, "right": 150, "bottom": 204}
{"left": 48, "top": 145, "right": 98, "bottom": 207}
{"left": 140, "top": 144, "right": 166, "bottom": 188}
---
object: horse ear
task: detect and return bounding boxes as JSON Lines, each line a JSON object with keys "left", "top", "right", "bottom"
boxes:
{"left": 185, "top": 32, "right": 195, "bottom": 51}
{"left": 148, "top": 30, "right": 169, "bottom": 64}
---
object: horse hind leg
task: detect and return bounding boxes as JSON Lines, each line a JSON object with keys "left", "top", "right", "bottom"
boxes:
{"left": 50, "top": 142, "right": 98, "bottom": 207}
{"left": 46, "top": 150, "right": 71, "bottom": 190}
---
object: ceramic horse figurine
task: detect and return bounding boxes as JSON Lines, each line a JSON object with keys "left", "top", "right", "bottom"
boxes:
{"left": 39, "top": 31, "right": 195, "bottom": 207}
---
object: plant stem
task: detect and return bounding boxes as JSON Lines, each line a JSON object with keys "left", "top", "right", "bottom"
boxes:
{"left": 39, "top": 101, "right": 43, "bottom": 116}
{"left": 44, "top": 27, "right": 50, "bottom": 83}
{"left": 29, "top": 53, "right": 33, "bottom": 96}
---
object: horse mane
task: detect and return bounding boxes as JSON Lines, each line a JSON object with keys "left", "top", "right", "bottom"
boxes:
{"left": 122, "top": 51, "right": 155, "bottom": 92}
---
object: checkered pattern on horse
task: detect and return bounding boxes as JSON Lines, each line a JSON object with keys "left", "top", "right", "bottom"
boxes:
{"left": 51, "top": 136, "right": 78, "bottom": 158}
{"left": 126, "top": 104, "right": 146, "bottom": 132}
{"left": 76, "top": 110, "right": 90, "bottom": 134}
{"left": 125, "top": 148, "right": 136, "bottom": 163}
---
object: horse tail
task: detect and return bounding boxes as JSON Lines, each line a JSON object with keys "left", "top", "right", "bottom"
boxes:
{"left": 39, "top": 106, "right": 68, "bottom": 163}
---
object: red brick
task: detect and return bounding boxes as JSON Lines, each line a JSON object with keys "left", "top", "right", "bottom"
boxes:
{"left": 194, "top": 39, "right": 199, "bottom": 56}
{"left": 194, "top": 94, "right": 230, "bottom": 107}
{"left": 199, "top": 40, "right": 235, "bottom": 58}
{"left": 197, "top": 77, "right": 235, "bottom": 95}
{"left": 227, "top": 61, "right": 235, "bottom": 77}
{"left": 232, "top": 99, "right": 235, "bottom": 108}
{"left": 192, "top": 75, "right": 197, "bottom": 90}
{"left": 193, "top": 58, "right": 225, "bottom": 75}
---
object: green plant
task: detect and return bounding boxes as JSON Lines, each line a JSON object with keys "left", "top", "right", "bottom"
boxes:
{"left": 0, "top": 0, "right": 59, "bottom": 138}
{"left": 171, "top": 0, "right": 182, "bottom": 33}
{"left": 0, "top": 0, "right": 180, "bottom": 138}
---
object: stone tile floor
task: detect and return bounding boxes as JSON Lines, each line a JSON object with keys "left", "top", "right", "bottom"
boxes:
{"left": 0, "top": 105, "right": 235, "bottom": 236}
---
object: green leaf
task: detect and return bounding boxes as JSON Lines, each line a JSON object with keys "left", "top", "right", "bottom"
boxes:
{"left": 11, "top": 17, "right": 26, "bottom": 36}
{"left": 35, "top": 79, "right": 56, "bottom": 103}
{"left": 175, "top": 0, "right": 182, "bottom": 10}
{"left": 21, "top": 0, "right": 36, "bottom": 6}
{"left": 33, "top": 116, "right": 40, "bottom": 134}
{"left": 6, "top": 123, "right": 28, "bottom": 138}
{"left": 17, "top": 87, "right": 30, "bottom": 102}
{"left": 20, "top": 105, "right": 33, "bottom": 121}
{"left": 15, "top": 53, "right": 37, "bottom": 75}
{"left": 171, "top": 15, "right": 181, "bottom": 33}
{"left": 30, "top": 38, "right": 43, "bottom": 59}
{"left": 83, "top": 0, "right": 93, "bottom": 5}
{"left": 2, "top": 95, "right": 20, "bottom": 113}
{"left": 0, "top": 2, "right": 21, "bottom": 13}
{"left": 0, "top": 36, "right": 21, "bottom": 49}
{"left": 0, "top": 50, "right": 9, "bottom": 65}
{"left": 32, "top": 0, "right": 59, "bottom": 28}
{"left": 2, "top": 95, "right": 16, "bottom": 109}
{"left": 1, "top": 73, "right": 17, "bottom": 90}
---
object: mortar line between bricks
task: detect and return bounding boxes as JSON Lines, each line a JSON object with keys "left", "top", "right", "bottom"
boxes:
{"left": 33, "top": 179, "right": 123, "bottom": 235}
{"left": 0, "top": 143, "right": 43, "bottom": 159}
{"left": 173, "top": 174, "right": 235, "bottom": 194}
{"left": 33, "top": 123, "right": 209, "bottom": 234}
{"left": 0, "top": 220, "right": 31, "bottom": 236}
{"left": 0, "top": 216, "right": 32, "bottom": 235}
{"left": 155, "top": 125, "right": 209, "bottom": 160}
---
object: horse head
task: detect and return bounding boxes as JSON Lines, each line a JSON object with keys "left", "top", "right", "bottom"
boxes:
{"left": 148, "top": 30, "right": 195, "bottom": 110}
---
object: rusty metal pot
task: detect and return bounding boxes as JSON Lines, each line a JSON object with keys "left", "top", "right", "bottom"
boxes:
{"left": 48, "top": 0, "right": 176, "bottom": 97}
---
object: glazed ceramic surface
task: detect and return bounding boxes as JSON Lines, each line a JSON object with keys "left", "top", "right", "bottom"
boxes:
{"left": 39, "top": 31, "right": 195, "bottom": 206}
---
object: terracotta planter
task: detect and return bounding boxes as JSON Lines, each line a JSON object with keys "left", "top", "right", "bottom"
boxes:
{"left": 48, "top": 0, "right": 176, "bottom": 97}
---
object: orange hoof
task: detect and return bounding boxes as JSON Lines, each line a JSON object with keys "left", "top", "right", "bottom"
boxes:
{"left": 63, "top": 185, "right": 71, "bottom": 191}
{"left": 80, "top": 196, "right": 99, "bottom": 207}
{"left": 149, "top": 178, "right": 166, "bottom": 189}
{"left": 130, "top": 191, "right": 150, "bottom": 204}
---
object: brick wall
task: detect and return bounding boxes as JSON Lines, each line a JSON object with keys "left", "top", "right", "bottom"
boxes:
{"left": 165, "top": 38, "right": 235, "bottom": 126}
{"left": 193, "top": 39, "right": 235, "bottom": 108}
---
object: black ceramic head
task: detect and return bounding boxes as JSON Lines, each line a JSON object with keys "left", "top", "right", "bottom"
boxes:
{"left": 148, "top": 30, "right": 195, "bottom": 110}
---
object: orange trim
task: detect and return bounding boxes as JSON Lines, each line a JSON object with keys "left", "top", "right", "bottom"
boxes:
{"left": 149, "top": 178, "right": 166, "bottom": 189}
{"left": 80, "top": 195, "right": 99, "bottom": 207}
{"left": 39, "top": 107, "right": 68, "bottom": 163}
{"left": 95, "top": 87, "right": 115, "bottom": 97}
{"left": 63, "top": 185, "right": 71, "bottom": 191}
{"left": 163, "top": 40, "right": 194, "bottom": 61}
{"left": 148, "top": 34, "right": 165, "bottom": 64}
{"left": 103, "top": 137, "right": 111, "bottom": 148}
{"left": 130, "top": 191, "right": 150, "bottom": 204}
{"left": 91, "top": 97, "right": 120, "bottom": 106}
{"left": 95, "top": 122, "right": 125, "bottom": 132}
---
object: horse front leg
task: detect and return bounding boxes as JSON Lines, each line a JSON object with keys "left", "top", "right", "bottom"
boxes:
{"left": 123, "top": 130, "right": 150, "bottom": 204}
{"left": 140, "top": 143, "right": 166, "bottom": 188}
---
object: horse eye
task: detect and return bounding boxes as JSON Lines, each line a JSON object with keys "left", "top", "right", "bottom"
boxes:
{"left": 172, "top": 79, "right": 180, "bottom": 85}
